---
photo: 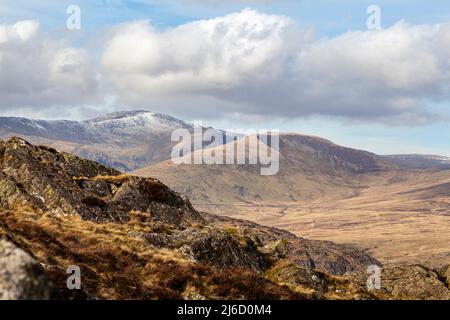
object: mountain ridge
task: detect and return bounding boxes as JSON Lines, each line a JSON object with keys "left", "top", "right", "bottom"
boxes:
{"left": 1, "top": 111, "right": 449, "bottom": 172}
{"left": 0, "top": 111, "right": 194, "bottom": 171}
{"left": 382, "top": 154, "right": 450, "bottom": 169}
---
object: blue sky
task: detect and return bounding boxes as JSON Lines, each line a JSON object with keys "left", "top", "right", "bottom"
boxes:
{"left": 4, "top": 0, "right": 450, "bottom": 34}
{"left": 2, "top": 1, "right": 450, "bottom": 156}
{"left": 165, "top": 0, "right": 450, "bottom": 36}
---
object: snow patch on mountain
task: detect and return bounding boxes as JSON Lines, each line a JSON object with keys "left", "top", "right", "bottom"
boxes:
{"left": 86, "top": 110, "right": 192, "bottom": 131}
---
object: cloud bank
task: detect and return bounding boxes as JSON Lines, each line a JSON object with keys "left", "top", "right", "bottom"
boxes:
{"left": 0, "top": 20, "right": 98, "bottom": 115}
{"left": 4, "top": 9, "right": 450, "bottom": 124}
{"left": 101, "top": 9, "right": 450, "bottom": 124}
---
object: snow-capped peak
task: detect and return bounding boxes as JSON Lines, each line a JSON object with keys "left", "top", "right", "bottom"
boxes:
{"left": 87, "top": 110, "right": 152, "bottom": 123}
{"left": 85, "top": 110, "right": 192, "bottom": 131}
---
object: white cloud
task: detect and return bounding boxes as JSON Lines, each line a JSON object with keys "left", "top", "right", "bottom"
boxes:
{"left": 0, "top": 20, "right": 39, "bottom": 43}
{"left": 101, "top": 9, "right": 314, "bottom": 119}
{"left": 102, "top": 9, "right": 304, "bottom": 92}
{"left": 0, "top": 20, "right": 99, "bottom": 115}
{"left": 293, "top": 21, "right": 450, "bottom": 123}
{"left": 101, "top": 9, "right": 450, "bottom": 124}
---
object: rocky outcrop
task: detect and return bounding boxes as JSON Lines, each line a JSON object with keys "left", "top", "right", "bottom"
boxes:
{"left": 0, "top": 239, "right": 54, "bottom": 300}
{"left": 346, "top": 264, "right": 450, "bottom": 300}
{"left": 176, "top": 227, "right": 269, "bottom": 272}
{"left": 0, "top": 137, "right": 202, "bottom": 224}
{"left": 265, "top": 260, "right": 328, "bottom": 297}
{"left": 202, "top": 212, "right": 381, "bottom": 276}
{"left": 262, "top": 240, "right": 290, "bottom": 260}
{"left": 379, "top": 265, "right": 450, "bottom": 300}
{"left": 144, "top": 226, "right": 268, "bottom": 272}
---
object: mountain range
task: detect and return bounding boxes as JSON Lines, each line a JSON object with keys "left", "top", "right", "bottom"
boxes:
{"left": 1, "top": 110, "right": 449, "bottom": 172}
{"left": 1, "top": 111, "right": 450, "bottom": 267}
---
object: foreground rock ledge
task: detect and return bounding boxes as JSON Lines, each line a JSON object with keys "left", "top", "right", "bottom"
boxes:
{"left": 0, "top": 239, "right": 54, "bottom": 300}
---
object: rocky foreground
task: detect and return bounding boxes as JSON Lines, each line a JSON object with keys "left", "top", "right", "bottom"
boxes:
{"left": 0, "top": 137, "right": 449, "bottom": 300}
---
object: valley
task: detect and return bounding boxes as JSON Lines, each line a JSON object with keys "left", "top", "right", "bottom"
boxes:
{"left": 143, "top": 166, "right": 450, "bottom": 266}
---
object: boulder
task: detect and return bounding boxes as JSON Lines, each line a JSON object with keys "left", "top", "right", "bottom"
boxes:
{"left": 263, "top": 239, "right": 290, "bottom": 259}
{"left": 174, "top": 227, "right": 269, "bottom": 272}
{"left": 0, "top": 239, "right": 54, "bottom": 300}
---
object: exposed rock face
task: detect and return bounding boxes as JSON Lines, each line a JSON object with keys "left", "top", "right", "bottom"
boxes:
{"left": 202, "top": 213, "right": 381, "bottom": 276}
{"left": 345, "top": 264, "right": 450, "bottom": 300}
{"left": 0, "top": 239, "right": 53, "bottom": 300}
{"left": 0, "top": 137, "right": 202, "bottom": 224}
{"left": 267, "top": 261, "right": 450, "bottom": 300}
{"left": 379, "top": 265, "right": 450, "bottom": 300}
{"left": 277, "top": 134, "right": 386, "bottom": 175}
{"left": 144, "top": 227, "right": 269, "bottom": 272}
{"left": 177, "top": 227, "right": 269, "bottom": 272}
{"left": 266, "top": 260, "right": 329, "bottom": 297}
{"left": 262, "top": 240, "right": 290, "bottom": 260}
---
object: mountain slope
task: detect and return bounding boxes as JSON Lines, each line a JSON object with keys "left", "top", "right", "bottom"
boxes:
{"left": 0, "top": 111, "right": 192, "bottom": 143}
{"left": 2, "top": 111, "right": 449, "bottom": 173}
{"left": 134, "top": 133, "right": 392, "bottom": 205}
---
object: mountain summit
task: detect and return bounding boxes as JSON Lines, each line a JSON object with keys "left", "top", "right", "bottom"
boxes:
{"left": 86, "top": 110, "right": 192, "bottom": 130}
{"left": 0, "top": 111, "right": 194, "bottom": 171}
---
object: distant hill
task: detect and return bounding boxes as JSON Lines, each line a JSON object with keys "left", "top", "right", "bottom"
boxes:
{"left": 382, "top": 154, "right": 450, "bottom": 169}
{"left": 134, "top": 133, "right": 393, "bottom": 205}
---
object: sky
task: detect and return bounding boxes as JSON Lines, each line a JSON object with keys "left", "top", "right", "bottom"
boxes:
{"left": 2, "top": 0, "right": 450, "bottom": 155}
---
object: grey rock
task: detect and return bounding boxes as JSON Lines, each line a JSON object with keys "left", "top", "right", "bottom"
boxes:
{"left": 174, "top": 227, "right": 269, "bottom": 272}
{"left": 263, "top": 239, "right": 290, "bottom": 259}
{"left": 0, "top": 239, "right": 53, "bottom": 300}
{"left": 144, "top": 233, "right": 172, "bottom": 248}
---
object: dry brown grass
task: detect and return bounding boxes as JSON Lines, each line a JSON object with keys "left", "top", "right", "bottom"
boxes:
{"left": 72, "top": 174, "right": 128, "bottom": 184}
{"left": 0, "top": 207, "right": 303, "bottom": 300}
{"left": 91, "top": 174, "right": 129, "bottom": 184}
